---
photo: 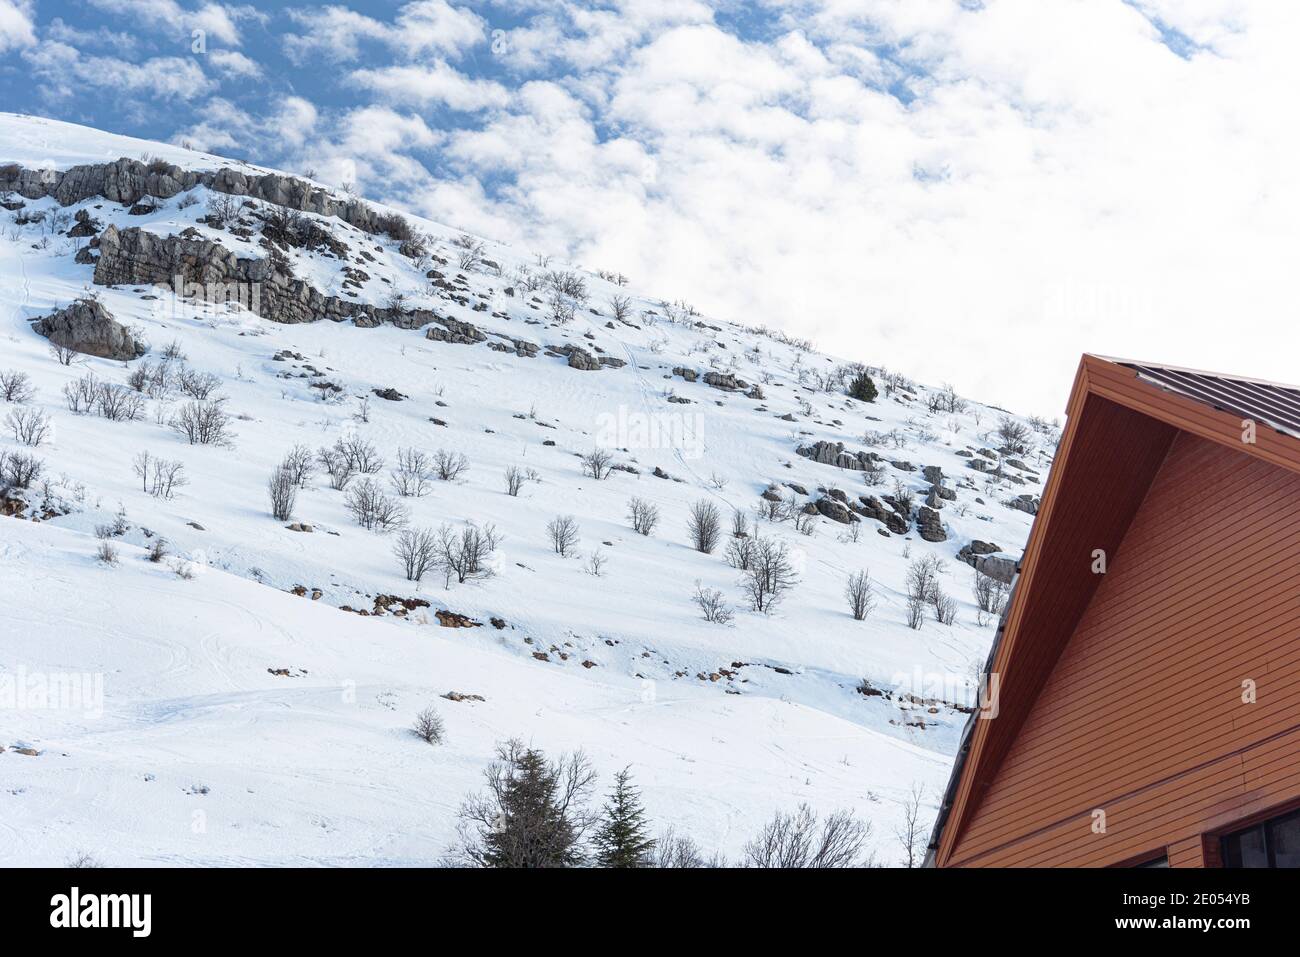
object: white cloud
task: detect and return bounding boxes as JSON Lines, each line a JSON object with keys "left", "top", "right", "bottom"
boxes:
{"left": 209, "top": 48, "right": 261, "bottom": 79}
{"left": 283, "top": 0, "right": 485, "bottom": 64}
{"left": 83, "top": 0, "right": 262, "bottom": 46}
{"left": 24, "top": 41, "right": 216, "bottom": 101}
{"left": 0, "top": 0, "right": 36, "bottom": 54}
{"left": 350, "top": 63, "right": 510, "bottom": 111}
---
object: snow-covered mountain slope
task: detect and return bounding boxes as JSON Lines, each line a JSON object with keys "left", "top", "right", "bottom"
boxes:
{"left": 0, "top": 113, "right": 1058, "bottom": 865}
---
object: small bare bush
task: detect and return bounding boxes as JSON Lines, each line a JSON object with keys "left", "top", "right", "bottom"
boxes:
{"left": 394, "top": 527, "right": 439, "bottom": 582}
{"left": 412, "top": 706, "right": 446, "bottom": 745}
{"left": 692, "top": 581, "right": 733, "bottom": 624}
{"left": 743, "top": 804, "right": 871, "bottom": 868}
{"left": 433, "top": 448, "right": 469, "bottom": 482}
{"left": 547, "top": 514, "right": 580, "bottom": 557}
{"left": 345, "top": 477, "right": 408, "bottom": 532}
{"left": 171, "top": 399, "right": 232, "bottom": 443}
{"left": 0, "top": 369, "right": 34, "bottom": 403}
{"left": 845, "top": 570, "right": 875, "bottom": 621}
{"left": 687, "top": 500, "right": 722, "bottom": 554}
{"left": 96, "top": 540, "right": 119, "bottom": 566}
{"left": 268, "top": 466, "right": 298, "bottom": 521}
{"left": 628, "top": 497, "right": 660, "bottom": 536}
{"left": 390, "top": 447, "right": 434, "bottom": 497}
{"left": 6, "top": 407, "right": 51, "bottom": 446}
{"left": 741, "top": 536, "right": 798, "bottom": 613}
{"left": 580, "top": 448, "right": 614, "bottom": 480}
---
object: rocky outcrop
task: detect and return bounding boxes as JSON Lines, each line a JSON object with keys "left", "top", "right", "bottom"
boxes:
{"left": 29, "top": 299, "right": 145, "bottom": 360}
{"left": 795, "top": 440, "right": 884, "bottom": 471}
{"left": 1005, "top": 494, "right": 1039, "bottom": 515}
{"left": 547, "top": 344, "right": 626, "bottom": 371}
{"left": 0, "top": 157, "right": 408, "bottom": 241}
{"left": 916, "top": 506, "right": 946, "bottom": 542}
{"left": 975, "top": 555, "right": 1018, "bottom": 584}
{"left": 672, "top": 366, "right": 698, "bottom": 382}
{"left": 852, "top": 495, "right": 909, "bottom": 535}
{"left": 957, "top": 540, "right": 1002, "bottom": 568}
{"left": 92, "top": 225, "right": 488, "bottom": 339}
{"left": 702, "top": 370, "right": 748, "bottom": 391}
{"left": 814, "top": 497, "right": 856, "bottom": 524}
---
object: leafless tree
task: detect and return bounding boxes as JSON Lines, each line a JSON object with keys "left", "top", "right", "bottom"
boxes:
{"left": 934, "top": 591, "right": 957, "bottom": 625}
{"left": 94, "top": 384, "right": 145, "bottom": 422}
{"left": 48, "top": 340, "right": 80, "bottom": 366}
{"left": 171, "top": 399, "right": 232, "bottom": 443}
{"left": 412, "top": 706, "right": 445, "bottom": 745}
{"left": 692, "top": 581, "right": 733, "bottom": 624}
{"left": 345, "top": 477, "right": 409, "bottom": 532}
{"left": 63, "top": 373, "right": 98, "bottom": 414}
{"left": 504, "top": 464, "right": 526, "bottom": 496}
{"left": 997, "top": 415, "right": 1033, "bottom": 455}
{"left": 434, "top": 522, "right": 501, "bottom": 585}
{"left": 580, "top": 448, "right": 614, "bottom": 480}
{"left": 731, "top": 510, "right": 750, "bottom": 538}
{"left": 281, "top": 444, "right": 314, "bottom": 489}
{"left": 741, "top": 535, "right": 799, "bottom": 613}
{"left": 609, "top": 294, "right": 632, "bottom": 323}
{"left": 335, "top": 434, "right": 384, "bottom": 474}
{"left": 547, "top": 514, "right": 580, "bottom": 557}
{"left": 653, "top": 827, "right": 725, "bottom": 868}
{"left": 0, "top": 369, "right": 35, "bottom": 402}
{"left": 390, "top": 447, "right": 434, "bottom": 497}
{"left": 972, "top": 570, "right": 1009, "bottom": 623}
{"left": 687, "top": 499, "right": 722, "bottom": 554}
{"left": 1, "top": 451, "right": 43, "bottom": 489}
{"left": 895, "top": 783, "right": 926, "bottom": 868}
{"left": 628, "top": 496, "right": 660, "bottom": 536}
{"left": 433, "top": 448, "right": 469, "bottom": 482}
{"left": 317, "top": 446, "right": 355, "bottom": 490}
{"left": 5, "top": 407, "right": 51, "bottom": 446}
{"left": 845, "top": 569, "right": 875, "bottom": 621}
{"left": 176, "top": 367, "right": 222, "bottom": 400}
{"left": 268, "top": 466, "right": 298, "bottom": 521}
{"left": 906, "top": 594, "right": 927, "bottom": 631}
{"left": 743, "top": 804, "right": 871, "bottom": 868}
{"left": 725, "top": 533, "right": 756, "bottom": 571}
{"left": 585, "top": 548, "right": 608, "bottom": 577}
{"left": 394, "top": 526, "right": 439, "bottom": 582}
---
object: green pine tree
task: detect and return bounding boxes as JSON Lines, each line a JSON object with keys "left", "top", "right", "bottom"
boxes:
{"left": 592, "top": 767, "right": 656, "bottom": 868}
{"left": 848, "top": 369, "right": 878, "bottom": 403}
{"left": 480, "top": 745, "right": 587, "bottom": 868}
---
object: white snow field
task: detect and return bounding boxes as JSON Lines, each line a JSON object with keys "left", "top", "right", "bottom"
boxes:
{"left": 0, "top": 113, "right": 1056, "bottom": 866}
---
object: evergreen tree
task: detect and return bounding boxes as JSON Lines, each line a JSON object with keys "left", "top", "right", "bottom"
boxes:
{"left": 592, "top": 767, "right": 656, "bottom": 868}
{"left": 848, "top": 369, "right": 878, "bottom": 403}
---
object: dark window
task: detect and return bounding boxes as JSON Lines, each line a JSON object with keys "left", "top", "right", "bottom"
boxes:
{"left": 1221, "top": 808, "right": 1300, "bottom": 868}
{"left": 1135, "top": 855, "right": 1169, "bottom": 868}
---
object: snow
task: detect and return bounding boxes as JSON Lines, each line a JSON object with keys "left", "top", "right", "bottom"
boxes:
{"left": 0, "top": 113, "right": 1056, "bottom": 865}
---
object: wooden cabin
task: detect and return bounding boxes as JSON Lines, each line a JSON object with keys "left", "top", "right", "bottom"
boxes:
{"left": 927, "top": 355, "right": 1300, "bottom": 867}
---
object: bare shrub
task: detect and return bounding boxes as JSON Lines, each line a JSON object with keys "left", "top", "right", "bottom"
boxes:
{"left": 390, "top": 447, "right": 434, "bottom": 497}
{"left": 49, "top": 340, "right": 80, "bottom": 366}
{"left": 132, "top": 450, "right": 187, "bottom": 499}
{"left": 997, "top": 416, "right": 1033, "bottom": 455}
{"left": 281, "top": 444, "right": 314, "bottom": 488}
{"left": 580, "top": 448, "right": 614, "bottom": 480}
{"left": 906, "top": 594, "right": 927, "bottom": 631}
{"left": 336, "top": 434, "right": 384, "bottom": 474}
{"left": 6, "top": 407, "right": 51, "bottom": 446}
{"left": 609, "top": 294, "right": 632, "bottom": 323}
{"left": 433, "top": 448, "right": 469, "bottom": 482}
{"left": 692, "top": 581, "right": 733, "bottom": 624}
{"left": 412, "top": 706, "right": 445, "bottom": 745}
{"left": 845, "top": 570, "right": 875, "bottom": 621}
{"left": 317, "top": 445, "right": 355, "bottom": 490}
{"left": 934, "top": 591, "right": 958, "bottom": 626}
{"left": 171, "top": 399, "right": 231, "bottom": 443}
{"left": 504, "top": 464, "right": 526, "bottom": 496}
{"left": 63, "top": 373, "right": 98, "bottom": 414}
{"left": 2, "top": 451, "right": 43, "bottom": 489}
{"left": 627, "top": 497, "right": 659, "bottom": 536}
{"left": 96, "top": 540, "right": 119, "bottom": 566}
{"left": 895, "top": 783, "right": 926, "bottom": 868}
{"left": 741, "top": 535, "right": 798, "bottom": 613}
{"left": 0, "top": 369, "right": 34, "bottom": 403}
{"left": 687, "top": 500, "right": 722, "bottom": 554}
{"left": 268, "top": 466, "right": 297, "bottom": 521}
{"left": 654, "top": 828, "right": 722, "bottom": 869}
{"left": 725, "top": 534, "right": 756, "bottom": 571}
{"left": 345, "top": 477, "right": 408, "bottom": 532}
{"left": 434, "top": 522, "right": 501, "bottom": 585}
{"left": 97, "top": 384, "right": 147, "bottom": 422}
{"left": 147, "top": 538, "right": 168, "bottom": 563}
{"left": 176, "top": 367, "right": 222, "bottom": 399}
{"left": 394, "top": 527, "right": 439, "bottom": 582}
{"left": 743, "top": 804, "right": 871, "bottom": 868}
{"left": 972, "top": 571, "right": 1009, "bottom": 621}
{"left": 731, "top": 510, "right": 750, "bottom": 538}
{"left": 585, "top": 549, "right": 608, "bottom": 577}
{"left": 547, "top": 514, "right": 580, "bottom": 557}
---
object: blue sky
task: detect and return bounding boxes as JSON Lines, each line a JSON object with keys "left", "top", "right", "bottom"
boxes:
{"left": 1, "top": 1, "right": 1295, "bottom": 414}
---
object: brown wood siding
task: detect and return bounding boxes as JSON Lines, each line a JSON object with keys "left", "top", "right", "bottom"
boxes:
{"left": 945, "top": 431, "right": 1300, "bottom": 866}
